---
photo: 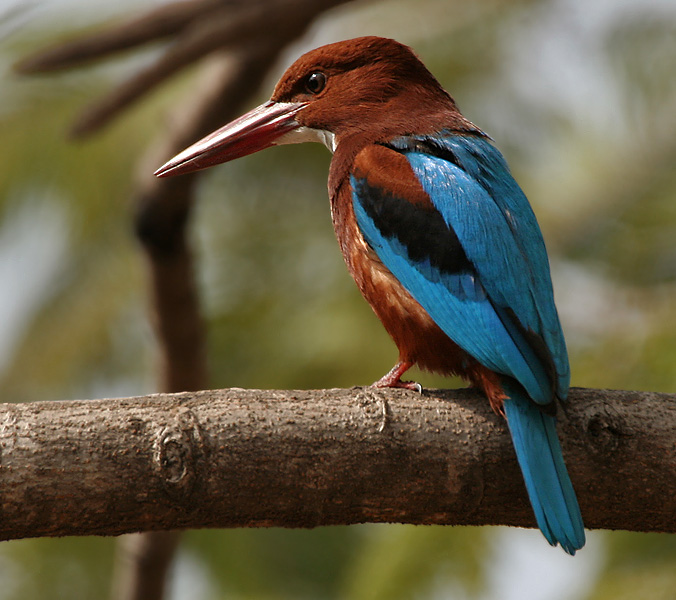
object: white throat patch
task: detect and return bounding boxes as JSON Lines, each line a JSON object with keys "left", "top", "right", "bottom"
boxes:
{"left": 275, "top": 126, "right": 337, "bottom": 153}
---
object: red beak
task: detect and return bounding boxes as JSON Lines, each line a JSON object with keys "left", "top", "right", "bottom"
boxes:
{"left": 154, "top": 101, "right": 307, "bottom": 177}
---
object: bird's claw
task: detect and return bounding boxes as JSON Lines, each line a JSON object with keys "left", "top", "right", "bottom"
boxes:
{"left": 398, "top": 380, "right": 423, "bottom": 393}
{"left": 372, "top": 379, "right": 423, "bottom": 393}
{"left": 371, "top": 361, "right": 422, "bottom": 392}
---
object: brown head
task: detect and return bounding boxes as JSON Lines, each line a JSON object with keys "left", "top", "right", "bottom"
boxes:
{"left": 155, "top": 36, "right": 468, "bottom": 177}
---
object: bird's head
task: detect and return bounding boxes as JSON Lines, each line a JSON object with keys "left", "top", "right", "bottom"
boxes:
{"left": 155, "top": 36, "right": 458, "bottom": 177}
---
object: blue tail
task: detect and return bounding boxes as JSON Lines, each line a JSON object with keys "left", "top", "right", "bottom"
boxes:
{"left": 502, "top": 382, "right": 585, "bottom": 555}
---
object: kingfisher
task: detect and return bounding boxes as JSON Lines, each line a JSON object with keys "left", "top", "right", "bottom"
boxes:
{"left": 156, "top": 36, "right": 585, "bottom": 554}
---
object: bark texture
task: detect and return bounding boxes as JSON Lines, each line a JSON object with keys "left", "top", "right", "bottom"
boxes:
{"left": 1, "top": 386, "right": 674, "bottom": 541}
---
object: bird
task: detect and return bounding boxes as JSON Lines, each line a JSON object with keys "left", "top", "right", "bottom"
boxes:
{"left": 155, "top": 36, "right": 585, "bottom": 554}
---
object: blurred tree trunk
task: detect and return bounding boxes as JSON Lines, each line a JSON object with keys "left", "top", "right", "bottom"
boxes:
{"left": 0, "top": 386, "right": 674, "bottom": 540}
{"left": 16, "top": 1, "right": 358, "bottom": 598}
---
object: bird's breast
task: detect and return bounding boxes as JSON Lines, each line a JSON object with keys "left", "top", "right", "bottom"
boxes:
{"left": 330, "top": 171, "right": 471, "bottom": 376}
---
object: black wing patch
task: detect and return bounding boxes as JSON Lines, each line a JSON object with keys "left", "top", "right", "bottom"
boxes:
{"left": 351, "top": 176, "right": 473, "bottom": 275}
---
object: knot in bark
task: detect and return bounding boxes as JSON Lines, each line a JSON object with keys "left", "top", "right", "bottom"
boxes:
{"left": 153, "top": 406, "right": 204, "bottom": 503}
{"left": 582, "top": 400, "right": 629, "bottom": 455}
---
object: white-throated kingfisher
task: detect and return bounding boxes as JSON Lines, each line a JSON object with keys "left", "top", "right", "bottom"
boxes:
{"left": 156, "top": 36, "right": 585, "bottom": 554}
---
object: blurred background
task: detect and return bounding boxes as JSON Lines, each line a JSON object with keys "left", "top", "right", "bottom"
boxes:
{"left": 1, "top": 0, "right": 676, "bottom": 598}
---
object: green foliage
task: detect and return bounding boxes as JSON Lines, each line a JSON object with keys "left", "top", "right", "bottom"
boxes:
{"left": 186, "top": 527, "right": 360, "bottom": 599}
{"left": 178, "top": 525, "right": 488, "bottom": 600}
{"left": 0, "top": 537, "right": 114, "bottom": 600}
{"left": 587, "top": 532, "right": 676, "bottom": 600}
{"left": 340, "top": 525, "right": 488, "bottom": 600}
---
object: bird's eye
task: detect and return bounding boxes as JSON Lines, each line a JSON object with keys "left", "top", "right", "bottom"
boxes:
{"left": 305, "top": 71, "right": 326, "bottom": 94}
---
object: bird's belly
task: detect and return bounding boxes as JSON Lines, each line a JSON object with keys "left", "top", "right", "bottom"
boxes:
{"left": 335, "top": 200, "right": 466, "bottom": 375}
{"left": 359, "top": 247, "right": 468, "bottom": 373}
{"left": 333, "top": 193, "right": 505, "bottom": 405}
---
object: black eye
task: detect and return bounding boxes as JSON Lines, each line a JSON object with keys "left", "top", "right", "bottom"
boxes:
{"left": 305, "top": 71, "right": 326, "bottom": 94}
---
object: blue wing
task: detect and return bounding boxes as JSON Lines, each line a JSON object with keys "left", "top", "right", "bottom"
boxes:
{"left": 351, "top": 135, "right": 584, "bottom": 553}
{"left": 351, "top": 134, "right": 569, "bottom": 403}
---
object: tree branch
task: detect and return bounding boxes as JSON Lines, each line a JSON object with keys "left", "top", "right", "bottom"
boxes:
{"left": 1, "top": 386, "right": 674, "bottom": 541}
{"left": 15, "top": 0, "right": 355, "bottom": 137}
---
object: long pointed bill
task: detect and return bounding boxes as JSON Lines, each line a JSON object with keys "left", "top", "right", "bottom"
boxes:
{"left": 154, "top": 101, "right": 307, "bottom": 178}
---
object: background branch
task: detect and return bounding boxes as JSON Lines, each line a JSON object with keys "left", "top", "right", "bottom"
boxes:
{"left": 14, "top": 0, "right": 354, "bottom": 137}
{"left": 1, "top": 385, "right": 674, "bottom": 542}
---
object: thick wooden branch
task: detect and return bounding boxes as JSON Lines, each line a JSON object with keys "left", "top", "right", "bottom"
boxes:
{"left": 1, "top": 386, "right": 674, "bottom": 541}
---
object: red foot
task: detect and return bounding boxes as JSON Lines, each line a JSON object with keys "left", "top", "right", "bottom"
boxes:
{"left": 372, "top": 361, "right": 422, "bottom": 393}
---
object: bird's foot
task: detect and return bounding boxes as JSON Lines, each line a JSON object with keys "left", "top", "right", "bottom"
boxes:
{"left": 372, "top": 361, "right": 422, "bottom": 393}
{"left": 383, "top": 380, "right": 423, "bottom": 393}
